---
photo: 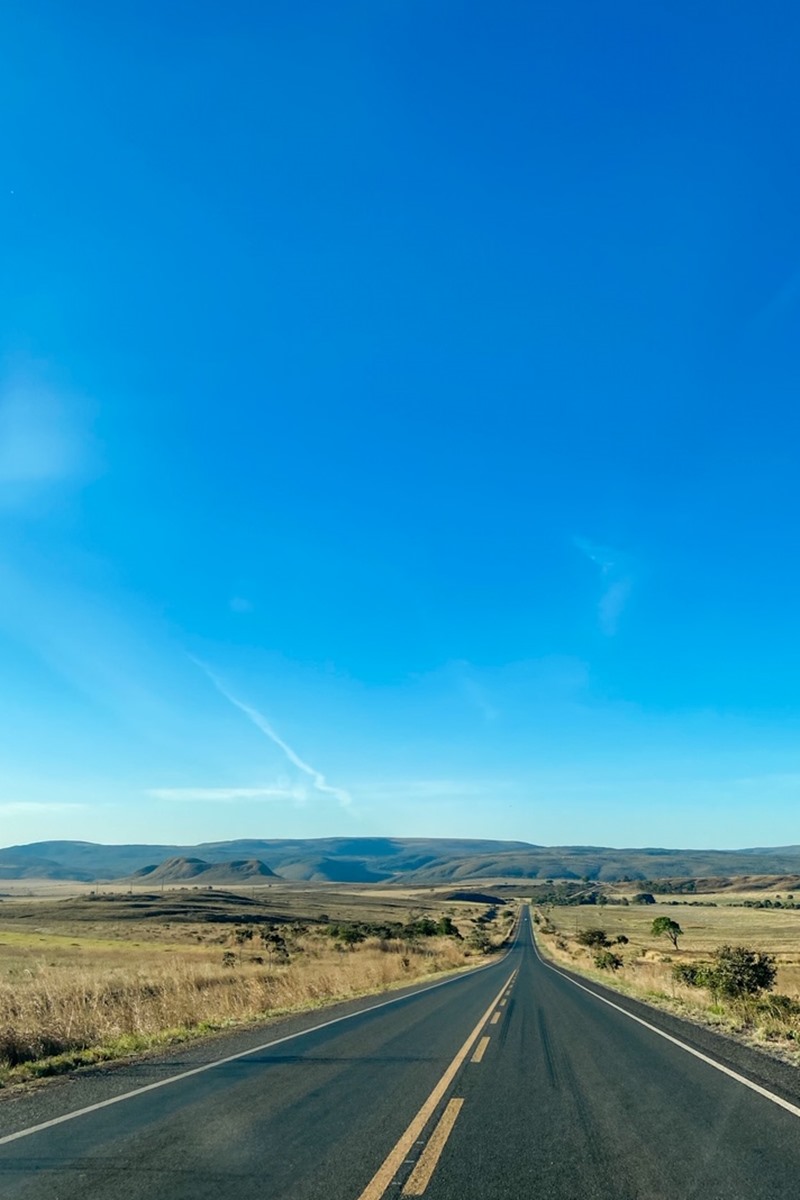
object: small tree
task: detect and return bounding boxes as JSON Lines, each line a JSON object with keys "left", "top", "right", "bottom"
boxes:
{"left": 234, "top": 925, "right": 254, "bottom": 962}
{"left": 633, "top": 893, "right": 656, "bottom": 905}
{"left": 261, "top": 926, "right": 289, "bottom": 961}
{"left": 651, "top": 916, "right": 682, "bottom": 950}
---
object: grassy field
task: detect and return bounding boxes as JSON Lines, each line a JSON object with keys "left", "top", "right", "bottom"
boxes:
{"left": 0, "top": 886, "right": 515, "bottom": 1087}
{"left": 534, "top": 900, "right": 800, "bottom": 1057}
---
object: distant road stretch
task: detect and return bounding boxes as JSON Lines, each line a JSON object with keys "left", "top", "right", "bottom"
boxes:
{"left": 4, "top": 908, "right": 800, "bottom": 1198}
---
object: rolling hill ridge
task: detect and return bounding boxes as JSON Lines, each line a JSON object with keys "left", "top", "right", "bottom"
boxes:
{"left": 4, "top": 837, "right": 800, "bottom": 883}
{"left": 131, "top": 857, "right": 277, "bottom": 884}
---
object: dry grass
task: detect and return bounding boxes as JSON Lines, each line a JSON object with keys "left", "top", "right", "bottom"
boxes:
{"left": 534, "top": 902, "right": 800, "bottom": 1059}
{"left": 0, "top": 893, "right": 514, "bottom": 1087}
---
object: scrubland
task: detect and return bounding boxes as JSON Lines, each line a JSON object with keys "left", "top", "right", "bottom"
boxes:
{"left": 0, "top": 888, "right": 514, "bottom": 1086}
{"left": 534, "top": 900, "right": 800, "bottom": 1058}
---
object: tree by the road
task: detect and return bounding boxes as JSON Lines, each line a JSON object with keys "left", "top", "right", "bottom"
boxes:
{"left": 651, "top": 916, "right": 682, "bottom": 949}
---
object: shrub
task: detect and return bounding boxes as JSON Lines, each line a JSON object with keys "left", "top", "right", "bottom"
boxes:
{"left": 594, "top": 950, "right": 623, "bottom": 971}
{"left": 757, "top": 993, "right": 800, "bottom": 1018}
{"left": 576, "top": 928, "right": 610, "bottom": 948}
{"left": 336, "top": 926, "right": 367, "bottom": 947}
{"left": 707, "top": 945, "right": 777, "bottom": 1000}
{"left": 467, "top": 928, "right": 493, "bottom": 954}
{"left": 672, "top": 946, "right": 776, "bottom": 1000}
{"left": 672, "top": 962, "right": 707, "bottom": 987}
{"left": 633, "top": 893, "right": 656, "bottom": 905}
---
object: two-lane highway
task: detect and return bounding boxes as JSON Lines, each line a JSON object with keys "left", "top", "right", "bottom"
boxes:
{"left": 3, "top": 908, "right": 800, "bottom": 1197}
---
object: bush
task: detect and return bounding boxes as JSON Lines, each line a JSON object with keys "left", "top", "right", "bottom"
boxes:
{"left": 576, "top": 928, "right": 610, "bottom": 948}
{"left": 594, "top": 950, "right": 623, "bottom": 971}
{"left": 672, "top": 946, "right": 776, "bottom": 1000}
{"left": 757, "top": 993, "right": 800, "bottom": 1018}
{"left": 672, "top": 962, "right": 707, "bottom": 987}
{"left": 633, "top": 893, "right": 656, "bottom": 905}
{"left": 708, "top": 945, "right": 777, "bottom": 1000}
{"left": 467, "top": 928, "right": 493, "bottom": 954}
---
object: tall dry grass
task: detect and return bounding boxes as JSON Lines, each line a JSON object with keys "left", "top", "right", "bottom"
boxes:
{"left": 534, "top": 909, "right": 800, "bottom": 1059}
{"left": 0, "top": 933, "right": 471, "bottom": 1084}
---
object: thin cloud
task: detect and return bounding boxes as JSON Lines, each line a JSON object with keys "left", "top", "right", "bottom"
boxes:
{"left": 190, "top": 657, "right": 353, "bottom": 809}
{"left": 574, "top": 537, "right": 633, "bottom": 636}
{"left": 147, "top": 786, "right": 307, "bottom": 804}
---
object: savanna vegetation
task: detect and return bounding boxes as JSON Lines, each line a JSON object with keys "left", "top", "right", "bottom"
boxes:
{"left": 0, "top": 888, "right": 516, "bottom": 1087}
{"left": 533, "top": 899, "right": 800, "bottom": 1058}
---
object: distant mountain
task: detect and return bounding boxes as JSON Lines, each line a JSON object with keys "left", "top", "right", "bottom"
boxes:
{"left": 0, "top": 838, "right": 533, "bottom": 883}
{"left": 4, "top": 837, "right": 800, "bottom": 884}
{"left": 131, "top": 857, "right": 277, "bottom": 884}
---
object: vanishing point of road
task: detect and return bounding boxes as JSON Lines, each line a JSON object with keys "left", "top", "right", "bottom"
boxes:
{"left": 3, "top": 907, "right": 800, "bottom": 1198}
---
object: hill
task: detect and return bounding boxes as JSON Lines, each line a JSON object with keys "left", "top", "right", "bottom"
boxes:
{"left": 130, "top": 857, "right": 278, "bottom": 884}
{"left": 0, "top": 838, "right": 532, "bottom": 883}
{"left": 5, "top": 838, "right": 800, "bottom": 884}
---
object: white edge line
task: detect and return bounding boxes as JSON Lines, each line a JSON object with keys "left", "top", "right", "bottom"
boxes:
{"left": 0, "top": 933, "right": 519, "bottom": 1147}
{"left": 528, "top": 909, "right": 800, "bottom": 1122}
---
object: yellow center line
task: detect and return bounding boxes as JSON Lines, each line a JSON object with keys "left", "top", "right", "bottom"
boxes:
{"left": 490, "top": 1011, "right": 501, "bottom": 1024}
{"left": 470, "top": 1036, "right": 490, "bottom": 1064}
{"left": 356, "top": 974, "right": 511, "bottom": 1200}
{"left": 401, "top": 1098, "right": 464, "bottom": 1196}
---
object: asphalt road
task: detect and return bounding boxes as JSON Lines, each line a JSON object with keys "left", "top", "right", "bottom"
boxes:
{"left": 4, "top": 908, "right": 800, "bottom": 1198}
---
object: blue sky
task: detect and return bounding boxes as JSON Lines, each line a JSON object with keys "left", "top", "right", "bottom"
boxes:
{"left": 2, "top": 2, "right": 800, "bottom": 849}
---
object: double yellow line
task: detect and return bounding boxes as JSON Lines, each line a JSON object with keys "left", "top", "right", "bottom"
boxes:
{"left": 357, "top": 969, "right": 517, "bottom": 1199}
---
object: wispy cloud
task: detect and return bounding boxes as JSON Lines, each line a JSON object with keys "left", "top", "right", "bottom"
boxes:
{"left": 574, "top": 537, "right": 633, "bottom": 636}
{"left": 147, "top": 786, "right": 307, "bottom": 804}
{"left": 190, "top": 657, "right": 353, "bottom": 808}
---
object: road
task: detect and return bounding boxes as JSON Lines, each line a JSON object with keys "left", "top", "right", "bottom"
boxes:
{"left": 4, "top": 907, "right": 800, "bottom": 1197}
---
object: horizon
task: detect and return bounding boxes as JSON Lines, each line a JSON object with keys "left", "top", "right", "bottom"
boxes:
{"left": 4, "top": 4, "right": 800, "bottom": 850}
